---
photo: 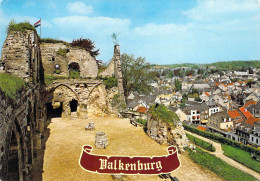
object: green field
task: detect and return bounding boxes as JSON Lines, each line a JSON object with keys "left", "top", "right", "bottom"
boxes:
{"left": 186, "top": 147, "right": 257, "bottom": 181}
{"left": 222, "top": 144, "right": 260, "bottom": 173}
{"left": 186, "top": 133, "right": 216, "bottom": 152}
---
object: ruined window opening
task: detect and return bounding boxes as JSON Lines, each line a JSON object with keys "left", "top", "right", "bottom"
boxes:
{"left": 52, "top": 56, "right": 55, "bottom": 62}
{"left": 70, "top": 99, "right": 78, "bottom": 112}
{"left": 0, "top": 62, "right": 5, "bottom": 70}
{"left": 68, "top": 62, "right": 80, "bottom": 78}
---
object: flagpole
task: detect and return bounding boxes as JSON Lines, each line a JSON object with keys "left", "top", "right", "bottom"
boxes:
{"left": 40, "top": 18, "right": 42, "bottom": 38}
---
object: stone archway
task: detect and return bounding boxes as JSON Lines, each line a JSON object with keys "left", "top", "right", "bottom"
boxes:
{"left": 6, "top": 120, "right": 24, "bottom": 181}
{"left": 50, "top": 85, "right": 79, "bottom": 118}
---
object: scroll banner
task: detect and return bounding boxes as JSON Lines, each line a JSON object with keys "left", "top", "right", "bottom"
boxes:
{"left": 79, "top": 145, "right": 181, "bottom": 175}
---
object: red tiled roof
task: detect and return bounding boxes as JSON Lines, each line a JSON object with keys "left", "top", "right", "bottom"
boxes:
{"left": 228, "top": 110, "right": 241, "bottom": 119}
{"left": 246, "top": 117, "right": 260, "bottom": 125}
{"left": 228, "top": 83, "right": 234, "bottom": 85}
{"left": 205, "top": 92, "right": 210, "bottom": 97}
{"left": 197, "top": 126, "right": 207, "bottom": 131}
{"left": 245, "top": 100, "right": 257, "bottom": 107}
{"left": 136, "top": 107, "right": 149, "bottom": 114}
{"left": 239, "top": 107, "right": 253, "bottom": 118}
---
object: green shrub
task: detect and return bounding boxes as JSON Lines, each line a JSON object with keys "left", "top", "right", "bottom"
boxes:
{"left": 186, "top": 147, "right": 257, "bottom": 181}
{"left": 186, "top": 133, "right": 216, "bottom": 152}
{"left": 183, "top": 124, "right": 260, "bottom": 155}
{"left": 136, "top": 119, "right": 147, "bottom": 125}
{"left": 150, "top": 104, "right": 179, "bottom": 126}
{"left": 102, "top": 76, "right": 117, "bottom": 89}
{"left": 6, "top": 20, "right": 36, "bottom": 33}
{"left": 56, "top": 48, "right": 67, "bottom": 56}
{"left": 222, "top": 144, "right": 260, "bottom": 173}
{"left": 0, "top": 73, "right": 26, "bottom": 100}
{"left": 55, "top": 69, "right": 61, "bottom": 74}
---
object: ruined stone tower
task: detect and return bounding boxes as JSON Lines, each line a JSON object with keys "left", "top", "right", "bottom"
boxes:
{"left": 113, "top": 45, "right": 125, "bottom": 102}
{"left": 100, "top": 45, "right": 125, "bottom": 103}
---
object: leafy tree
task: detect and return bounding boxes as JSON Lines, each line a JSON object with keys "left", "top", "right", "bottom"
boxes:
{"left": 180, "top": 103, "right": 186, "bottom": 109}
{"left": 182, "top": 93, "right": 188, "bottom": 103}
{"left": 246, "top": 80, "right": 256, "bottom": 88}
{"left": 241, "top": 66, "right": 247, "bottom": 71}
{"left": 71, "top": 38, "right": 99, "bottom": 58}
{"left": 195, "top": 96, "right": 202, "bottom": 102}
{"left": 185, "top": 70, "right": 195, "bottom": 76}
{"left": 121, "top": 53, "right": 156, "bottom": 96}
{"left": 174, "top": 78, "right": 182, "bottom": 92}
{"left": 174, "top": 69, "right": 181, "bottom": 76}
{"left": 191, "top": 88, "right": 199, "bottom": 94}
{"left": 248, "top": 67, "right": 254, "bottom": 74}
{"left": 197, "top": 69, "right": 205, "bottom": 75}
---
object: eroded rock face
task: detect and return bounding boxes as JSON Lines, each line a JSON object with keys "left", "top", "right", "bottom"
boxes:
{"left": 146, "top": 114, "right": 190, "bottom": 153}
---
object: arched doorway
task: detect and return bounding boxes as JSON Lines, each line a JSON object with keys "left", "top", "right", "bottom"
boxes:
{"left": 7, "top": 121, "right": 24, "bottom": 181}
{"left": 68, "top": 62, "right": 80, "bottom": 78}
{"left": 70, "top": 99, "right": 78, "bottom": 112}
{"left": 46, "top": 102, "right": 63, "bottom": 118}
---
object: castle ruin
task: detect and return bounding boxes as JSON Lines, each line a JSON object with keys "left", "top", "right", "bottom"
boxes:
{"left": 0, "top": 29, "right": 125, "bottom": 180}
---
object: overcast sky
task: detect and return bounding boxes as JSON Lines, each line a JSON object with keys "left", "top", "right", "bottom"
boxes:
{"left": 0, "top": 0, "right": 260, "bottom": 64}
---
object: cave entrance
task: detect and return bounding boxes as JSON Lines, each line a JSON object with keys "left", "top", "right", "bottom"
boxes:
{"left": 70, "top": 99, "right": 78, "bottom": 112}
{"left": 7, "top": 130, "right": 22, "bottom": 181}
{"left": 46, "top": 102, "right": 63, "bottom": 118}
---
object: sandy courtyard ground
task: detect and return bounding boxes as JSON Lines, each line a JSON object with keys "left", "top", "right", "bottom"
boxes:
{"left": 37, "top": 117, "right": 223, "bottom": 181}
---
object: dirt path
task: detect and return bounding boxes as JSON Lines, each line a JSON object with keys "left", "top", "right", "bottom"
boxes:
{"left": 185, "top": 130, "right": 260, "bottom": 180}
{"left": 36, "top": 117, "right": 223, "bottom": 181}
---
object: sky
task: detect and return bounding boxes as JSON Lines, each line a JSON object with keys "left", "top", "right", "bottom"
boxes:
{"left": 0, "top": 0, "right": 260, "bottom": 64}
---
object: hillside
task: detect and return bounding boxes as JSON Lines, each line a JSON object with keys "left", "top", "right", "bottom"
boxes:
{"left": 151, "top": 60, "right": 260, "bottom": 70}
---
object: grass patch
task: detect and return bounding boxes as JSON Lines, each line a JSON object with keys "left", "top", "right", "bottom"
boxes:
{"left": 186, "top": 133, "right": 216, "bottom": 152}
{"left": 56, "top": 48, "right": 68, "bottom": 57}
{"left": 6, "top": 20, "right": 36, "bottom": 34}
{"left": 40, "top": 38, "right": 70, "bottom": 46}
{"left": 44, "top": 74, "right": 67, "bottom": 85}
{"left": 183, "top": 124, "right": 260, "bottom": 155}
{"left": 150, "top": 104, "right": 179, "bottom": 127}
{"left": 186, "top": 147, "right": 257, "bottom": 181}
{"left": 222, "top": 144, "right": 260, "bottom": 173}
{"left": 69, "top": 70, "right": 80, "bottom": 79}
{"left": 0, "top": 73, "right": 26, "bottom": 100}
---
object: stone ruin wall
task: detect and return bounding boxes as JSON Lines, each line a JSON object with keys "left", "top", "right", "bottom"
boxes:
{"left": 46, "top": 79, "right": 115, "bottom": 118}
{"left": 1, "top": 30, "right": 41, "bottom": 83}
{"left": 146, "top": 113, "right": 190, "bottom": 153}
{"left": 41, "top": 43, "right": 98, "bottom": 78}
{"left": 0, "top": 85, "right": 46, "bottom": 180}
